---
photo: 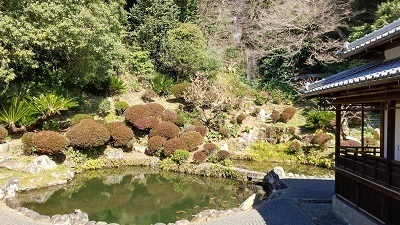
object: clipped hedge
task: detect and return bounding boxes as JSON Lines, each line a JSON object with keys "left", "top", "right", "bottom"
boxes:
{"left": 33, "top": 131, "right": 69, "bottom": 155}
{"left": 150, "top": 121, "right": 180, "bottom": 139}
{"left": 22, "top": 132, "right": 36, "bottom": 155}
{"left": 147, "top": 136, "right": 167, "bottom": 156}
{"left": 106, "top": 121, "right": 125, "bottom": 132}
{"left": 216, "top": 150, "right": 231, "bottom": 161}
{"left": 141, "top": 89, "right": 156, "bottom": 102}
{"left": 236, "top": 113, "right": 246, "bottom": 124}
{"left": 124, "top": 104, "right": 150, "bottom": 124}
{"left": 115, "top": 101, "right": 129, "bottom": 115}
{"left": 163, "top": 137, "right": 188, "bottom": 157}
{"left": 180, "top": 131, "right": 203, "bottom": 151}
{"left": 69, "top": 114, "right": 93, "bottom": 126}
{"left": 66, "top": 119, "right": 110, "bottom": 150}
{"left": 161, "top": 109, "right": 178, "bottom": 123}
{"left": 111, "top": 125, "right": 134, "bottom": 147}
{"left": 133, "top": 116, "right": 159, "bottom": 131}
{"left": 193, "top": 150, "right": 208, "bottom": 164}
{"left": 203, "top": 143, "right": 217, "bottom": 155}
{"left": 147, "top": 103, "right": 164, "bottom": 116}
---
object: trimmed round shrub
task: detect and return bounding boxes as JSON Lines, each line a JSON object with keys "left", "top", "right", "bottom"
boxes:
{"left": 33, "top": 131, "right": 69, "bottom": 155}
{"left": 124, "top": 104, "right": 150, "bottom": 124}
{"left": 150, "top": 121, "right": 180, "bottom": 139}
{"left": 282, "top": 107, "right": 297, "bottom": 119}
{"left": 186, "top": 125, "right": 208, "bottom": 137}
{"left": 161, "top": 109, "right": 178, "bottom": 123}
{"left": 66, "top": 119, "right": 110, "bottom": 150}
{"left": 364, "top": 137, "right": 378, "bottom": 147}
{"left": 106, "top": 121, "right": 125, "bottom": 132}
{"left": 98, "top": 99, "right": 111, "bottom": 116}
{"left": 22, "top": 132, "right": 36, "bottom": 155}
{"left": 218, "top": 126, "right": 230, "bottom": 138}
{"left": 171, "top": 83, "right": 190, "bottom": 99}
{"left": 133, "top": 116, "right": 159, "bottom": 131}
{"left": 115, "top": 101, "right": 129, "bottom": 115}
{"left": 288, "top": 126, "right": 296, "bottom": 135}
{"left": 311, "top": 133, "right": 332, "bottom": 147}
{"left": 236, "top": 113, "right": 246, "bottom": 124}
{"left": 175, "top": 116, "right": 186, "bottom": 127}
{"left": 171, "top": 149, "right": 190, "bottom": 164}
{"left": 141, "top": 89, "right": 156, "bottom": 102}
{"left": 0, "top": 126, "right": 8, "bottom": 143}
{"left": 280, "top": 112, "right": 291, "bottom": 123}
{"left": 203, "top": 143, "right": 217, "bottom": 155}
{"left": 147, "top": 136, "right": 167, "bottom": 156}
{"left": 193, "top": 150, "right": 208, "bottom": 164}
{"left": 340, "top": 140, "right": 361, "bottom": 147}
{"left": 180, "top": 131, "right": 203, "bottom": 151}
{"left": 69, "top": 114, "right": 93, "bottom": 126}
{"left": 111, "top": 125, "right": 134, "bottom": 147}
{"left": 288, "top": 141, "right": 302, "bottom": 153}
{"left": 216, "top": 150, "right": 231, "bottom": 161}
{"left": 147, "top": 103, "right": 165, "bottom": 116}
{"left": 163, "top": 137, "right": 188, "bottom": 157}
{"left": 270, "top": 109, "right": 280, "bottom": 123}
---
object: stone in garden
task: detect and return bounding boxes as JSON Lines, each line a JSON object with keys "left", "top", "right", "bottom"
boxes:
{"left": 105, "top": 148, "right": 124, "bottom": 160}
{"left": 134, "top": 145, "right": 146, "bottom": 154}
{"left": 0, "top": 188, "right": 4, "bottom": 200}
{"left": 5, "top": 178, "right": 18, "bottom": 197}
{"left": 95, "top": 221, "right": 108, "bottom": 225}
{"left": 273, "top": 166, "right": 286, "bottom": 178}
{"left": 5, "top": 197, "right": 21, "bottom": 209}
{"left": 239, "top": 193, "right": 260, "bottom": 211}
{"left": 175, "top": 219, "right": 190, "bottom": 225}
{"left": 221, "top": 143, "right": 229, "bottom": 151}
{"left": 34, "top": 214, "right": 50, "bottom": 222}
{"left": 34, "top": 155, "right": 57, "bottom": 170}
{"left": 24, "top": 163, "right": 41, "bottom": 174}
{"left": 0, "top": 160, "right": 26, "bottom": 171}
{"left": 85, "top": 221, "right": 96, "bottom": 225}
{"left": 70, "top": 209, "right": 89, "bottom": 225}
{"left": 373, "top": 128, "right": 380, "bottom": 141}
{"left": 25, "top": 210, "right": 40, "bottom": 219}
{"left": 263, "top": 169, "right": 287, "bottom": 191}
{"left": 259, "top": 109, "right": 266, "bottom": 122}
{"left": 0, "top": 142, "right": 9, "bottom": 153}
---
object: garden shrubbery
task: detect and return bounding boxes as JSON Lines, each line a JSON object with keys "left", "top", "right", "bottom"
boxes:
{"left": 22, "top": 132, "right": 36, "bottom": 155}
{"left": 133, "top": 116, "right": 159, "bottom": 131}
{"left": 106, "top": 121, "right": 125, "bottom": 132}
{"left": 115, "top": 101, "right": 129, "bottom": 115}
{"left": 150, "top": 121, "right": 180, "bottom": 139}
{"left": 69, "top": 114, "right": 93, "bottom": 126}
{"left": 141, "top": 89, "right": 156, "bottom": 102}
{"left": 203, "top": 143, "right": 217, "bottom": 154}
{"left": 340, "top": 140, "right": 361, "bottom": 147}
{"left": 147, "top": 136, "right": 167, "bottom": 156}
{"left": 147, "top": 103, "right": 165, "bottom": 116}
{"left": 306, "top": 110, "right": 335, "bottom": 130}
{"left": 33, "top": 131, "right": 69, "bottom": 155}
{"left": 0, "top": 126, "right": 7, "bottom": 143}
{"left": 66, "top": 119, "right": 110, "bottom": 150}
{"left": 163, "top": 137, "right": 188, "bottom": 157}
{"left": 311, "top": 133, "right": 332, "bottom": 148}
{"left": 161, "top": 109, "right": 178, "bottom": 123}
{"left": 236, "top": 113, "right": 246, "bottom": 124}
{"left": 180, "top": 131, "right": 203, "bottom": 151}
{"left": 111, "top": 125, "right": 134, "bottom": 147}
{"left": 171, "top": 149, "right": 189, "bottom": 164}
{"left": 193, "top": 150, "right": 208, "bottom": 164}
{"left": 171, "top": 83, "right": 190, "bottom": 99}
{"left": 124, "top": 104, "right": 151, "bottom": 124}
{"left": 216, "top": 150, "right": 231, "bottom": 161}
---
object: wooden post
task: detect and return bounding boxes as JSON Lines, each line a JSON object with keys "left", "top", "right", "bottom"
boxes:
{"left": 335, "top": 104, "right": 341, "bottom": 195}
{"left": 387, "top": 100, "right": 396, "bottom": 187}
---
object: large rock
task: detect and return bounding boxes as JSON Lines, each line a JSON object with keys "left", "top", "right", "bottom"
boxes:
{"left": 263, "top": 170, "right": 287, "bottom": 191}
{"left": 34, "top": 155, "right": 57, "bottom": 170}
{"left": 70, "top": 209, "right": 89, "bottom": 225}
{"left": 273, "top": 166, "right": 286, "bottom": 178}
{"left": 105, "top": 148, "right": 124, "bottom": 160}
{"left": 0, "top": 160, "right": 26, "bottom": 171}
{"left": 6, "top": 197, "right": 21, "bottom": 209}
{"left": 0, "top": 142, "right": 9, "bottom": 153}
{"left": 24, "top": 163, "right": 41, "bottom": 174}
{"left": 0, "top": 188, "right": 4, "bottom": 200}
{"left": 259, "top": 109, "right": 266, "bottom": 122}
{"left": 5, "top": 178, "right": 18, "bottom": 198}
{"left": 239, "top": 193, "right": 261, "bottom": 211}
{"left": 373, "top": 128, "right": 380, "bottom": 141}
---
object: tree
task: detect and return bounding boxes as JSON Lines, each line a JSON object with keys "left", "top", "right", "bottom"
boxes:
{"left": 0, "top": 0, "right": 131, "bottom": 94}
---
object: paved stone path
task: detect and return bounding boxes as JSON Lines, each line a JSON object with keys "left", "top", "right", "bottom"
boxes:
{"left": 0, "top": 202, "right": 50, "bottom": 225}
{"left": 195, "top": 179, "right": 347, "bottom": 225}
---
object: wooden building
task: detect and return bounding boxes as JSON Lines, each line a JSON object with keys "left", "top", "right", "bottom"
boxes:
{"left": 303, "top": 19, "right": 400, "bottom": 225}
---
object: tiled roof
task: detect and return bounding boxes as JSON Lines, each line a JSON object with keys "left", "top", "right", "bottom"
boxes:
{"left": 342, "top": 19, "right": 400, "bottom": 57}
{"left": 303, "top": 57, "right": 400, "bottom": 95}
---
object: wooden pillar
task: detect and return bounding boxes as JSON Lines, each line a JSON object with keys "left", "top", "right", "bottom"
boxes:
{"left": 380, "top": 102, "right": 385, "bottom": 157}
{"left": 335, "top": 104, "right": 341, "bottom": 195}
{"left": 387, "top": 100, "right": 396, "bottom": 188}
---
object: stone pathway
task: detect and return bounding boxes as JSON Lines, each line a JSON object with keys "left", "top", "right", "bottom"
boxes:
{"left": 0, "top": 202, "right": 50, "bottom": 225}
{"left": 194, "top": 178, "right": 347, "bottom": 225}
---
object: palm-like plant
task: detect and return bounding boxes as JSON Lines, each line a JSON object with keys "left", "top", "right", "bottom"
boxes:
{"left": 0, "top": 98, "right": 34, "bottom": 132}
{"left": 29, "top": 93, "right": 78, "bottom": 119}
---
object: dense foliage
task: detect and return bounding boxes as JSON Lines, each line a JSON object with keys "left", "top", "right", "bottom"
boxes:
{"left": 0, "top": 126, "right": 7, "bottom": 143}
{"left": 32, "top": 131, "right": 69, "bottom": 155}
{"left": 66, "top": 119, "right": 110, "bottom": 150}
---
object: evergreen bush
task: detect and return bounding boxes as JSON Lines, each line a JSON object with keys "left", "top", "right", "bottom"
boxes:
{"left": 111, "top": 125, "right": 134, "bottom": 147}
{"left": 0, "top": 126, "right": 8, "bottom": 143}
{"left": 218, "top": 126, "right": 230, "bottom": 138}
{"left": 33, "top": 131, "right": 69, "bottom": 155}
{"left": 147, "top": 136, "right": 167, "bottom": 156}
{"left": 340, "top": 140, "right": 361, "bottom": 147}
{"left": 66, "top": 119, "right": 110, "bottom": 150}
{"left": 124, "top": 104, "right": 150, "bottom": 124}
{"left": 311, "top": 133, "right": 332, "bottom": 148}
{"left": 306, "top": 110, "right": 335, "bottom": 130}
{"left": 106, "top": 121, "right": 125, "bottom": 132}
{"left": 364, "top": 138, "right": 378, "bottom": 147}
{"left": 193, "top": 150, "right": 208, "bottom": 164}
{"left": 280, "top": 112, "right": 291, "bottom": 123}
{"left": 147, "top": 103, "right": 165, "bottom": 116}
{"left": 203, "top": 143, "right": 217, "bottom": 155}
{"left": 282, "top": 107, "right": 297, "bottom": 119}
{"left": 69, "top": 114, "right": 94, "bottom": 126}
{"left": 22, "top": 132, "right": 36, "bottom": 155}
{"left": 171, "top": 83, "right": 190, "bottom": 99}
{"left": 288, "top": 141, "right": 302, "bottom": 153}
{"left": 141, "top": 89, "right": 156, "bottom": 102}
{"left": 236, "top": 113, "right": 246, "bottom": 124}
{"left": 270, "top": 109, "right": 281, "bottom": 123}
{"left": 180, "top": 131, "right": 203, "bottom": 151}
{"left": 163, "top": 137, "right": 188, "bottom": 157}
{"left": 115, "top": 101, "right": 129, "bottom": 115}
{"left": 150, "top": 121, "right": 180, "bottom": 139}
{"left": 161, "top": 109, "right": 178, "bottom": 123}
{"left": 133, "top": 116, "right": 159, "bottom": 131}
{"left": 98, "top": 99, "right": 111, "bottom": 116}
{"left": 216, "top": 150, "right": 231, "bottom": 161}
{"left": 171, "top": 149, "right": 190, "bottom": 164}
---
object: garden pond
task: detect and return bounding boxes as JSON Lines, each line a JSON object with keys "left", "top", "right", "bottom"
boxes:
{"left": 17, "top": 167, "right": 257, "bottom": 225}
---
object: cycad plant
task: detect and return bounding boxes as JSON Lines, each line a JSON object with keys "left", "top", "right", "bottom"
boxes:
{"left": 151, "top": 74, "right": 174, "bottom": 95}
{"left": 29, "top": 93, "right": 78, "bottom": 120}
{"left": 0, "top": 98, "right": 34, "bottom": 132}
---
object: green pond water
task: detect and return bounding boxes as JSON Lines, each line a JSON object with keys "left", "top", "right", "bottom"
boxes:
{"left": 18, "top": 167, "right": 255, "bottom": 225}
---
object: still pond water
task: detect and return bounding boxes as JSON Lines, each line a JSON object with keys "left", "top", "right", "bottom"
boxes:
{"left": 19, "top": 167, "right": 255, "bottom": 225}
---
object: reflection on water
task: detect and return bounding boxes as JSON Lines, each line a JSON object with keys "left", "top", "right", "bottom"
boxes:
{"left": 233, "top": 160, "right": 334, "bottom": 177}
{"left": 19, "top": 167, "right": 254, "bottom": 225}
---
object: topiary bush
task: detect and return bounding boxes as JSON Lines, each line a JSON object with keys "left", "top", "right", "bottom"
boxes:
{"left": 180, "top": 131, "right": 203, "bottom": 151}
{"left": 22, "top": 132, "right": 36, "bottom": 155}
{"left": 288, "top": 141, "right": 302, "bottom": 154}
{"left": 218, "top": 126, "right": 230, "bottom": 138}
{"left": 364, "top": 137, "right": 378, "bottom": 147}
{"left": 163, "top": 137, "right": 188, "bottom": 157}
{"left": 186, "top": 124, "right": 208, "bottom": 137}
{"left": 133, "top": 116, "right": 159, "bottom": 131}
{"left": 98, "top": 99, "right": 112, "bottom": 116}
{"left": 306, "top": 110, "right": 335, "bottom": 130}
{"left": 141, "top": 89, "right": 156, "bottom": 102}
{"left": 236, "top": 113, "right": 246, "bottom": 124}
{"left": 115, "top": 101, "right": 129, "bottom": 115}
{"left": 69, "top": 114, "right": 93, "bottom": 126}
{"left": 33, "top": 131, "right": 69, "bottom": 155}
{"left": 150, "top": 121, "right": 180, "bottom": 139}
{"left": 124, "top": 104, "right": 150, "bottom": 124}
{"left": 147, "top": 103, "right": 165, "bottom": 116}
{"left": 193, "top": 150, "right": 208, "bottom": 164}
{"left": 340, "top": 140, "right": 361, "bottom": 147}
{"left": 147, "top": 136, "right": 167, "bottom": 156}
{"left": 280, "top": 112, "right": 291, "bottom": 123}
{"left": 171, "top": 149, "right": 190, "bottom": 164}
{"left": 111, "top": 125, "right": 134, "bottom": 147}
{"left": 282, "top": 107, "right": 297, "bottom": 119}
{"left": 311, "top": 133, "right": 332, "bottom": 148}
{"left": 161, "top": 109, "right": 178, "bottom": 123}
{"left": 0, "top": 126, "right": 8, "bottom": 143}
{"left": 106, "top": 121, "right": 125, "bottom": 132}
{"left": 171, "top": 83, "right": 190, "bottom": 99}
{"left": 216, "top": 150, "right": 231, "bottom": 161}
{"left": 203, "top": 143, "right": 217, "bottom": 155}
{"left": 66, "top": 119, "right": 110, "bottom": 150}
{"left": 270, "top": 109, "right": 281, "bottom": 123}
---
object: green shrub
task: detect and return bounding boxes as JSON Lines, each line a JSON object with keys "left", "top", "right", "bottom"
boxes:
{"left": 147, "top": 136, "right": 167, "bottom": 156}
{"left": 151, "top": 74, "right": 174, "bottom": 95}
{"left": 22, "top": 132, "right": 36, "bottom": 155}
{"left": 141, "top": 89, "right": 156, "bottom": 102}
{"left": 98, "top": 99, "right": 111, "bottom": 116}
{"left": 218, "top": 126, "right": 230, "bottom": 138}
{"left": 236, "top": 113, "right": 246, "bottom": 124}
{"left": 42, "top": 120, "right": 61, "bottom": 131}
{"left": 124, "top": 104, "right": 150, "bottom": 124}
{"left": 306, "top": 110, "right": 335, "bottom": 130}
{"left": 193, "top": 150, "right": 208, "bottom": 164}
{"left": 150, "top": 121, "right": 180, "bottom": 139}
{"left": 106, "top": 76, "right": 126, "bottom": 96}
{"left": 175, "top": 116, "right": 186, "bottom": 127}
{"left": 115, "top": 101, "right": 129, "bottom": 115}
{"left": 171, "top": 149, "right": 190, "bottom": 164}
{"left": 0, "top": 126, "right": 8, "bottom": 143}
{"left": 111, "top": 125, "right": 134, "bottom": 147}
{"left": 33, "top": 131, "right": 69, "bottom": 155}
{"left": 216, "top": 150, "right": 231, "bottom": 161}
{"left": 133, "top": 116, "right": 159, "bottom": 131}
{"left": 203, "top": 143, "right": 217, "bottom": 155}
{"left": 254, "top": 91, "right": 268, "bottom": 106}
{"left": 180, "top": 131, "right": 203, "bottom": 151}
{"left": 161, "top": 109, "right": 178, "bottom": 123}
{"left": 69, "top": 114, "right": 93, "bottom": 126}
{"left": 66, "top": 119, "right": 110, "bottom": 150}
{"left": 221, "top": 159, "right": 233, "bottom": 167}
{"left": 163, "top": 137, "right": 188, "bottom": 157}
{"left": 288, "top": 141, "right": 302, "bottom": 154}
{"left": 171, "top": 83, "right": 190, "bottom": 99}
